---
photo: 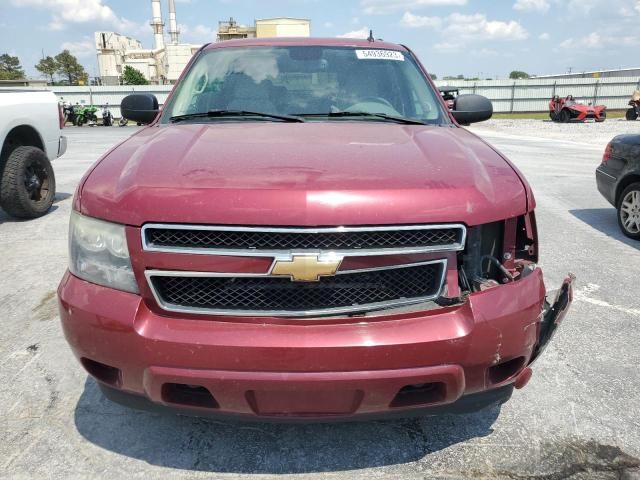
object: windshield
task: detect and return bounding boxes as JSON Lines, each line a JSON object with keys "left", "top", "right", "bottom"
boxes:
{"left": 161, "top": 46, "right": 449, "bottom": 125}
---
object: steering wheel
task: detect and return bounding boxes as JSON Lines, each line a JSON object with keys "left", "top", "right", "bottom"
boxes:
{"left": 357, "top": 96, "right": 394, "bottom": 108}
{"left": 345, "top": 97, "right": 401, "bottom": 116}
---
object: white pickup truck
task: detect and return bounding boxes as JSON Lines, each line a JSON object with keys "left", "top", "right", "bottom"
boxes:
{"left": 0, "top": 89, "right": 66, "bottom": 218}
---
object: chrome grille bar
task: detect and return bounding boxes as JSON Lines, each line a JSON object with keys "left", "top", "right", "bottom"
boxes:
{"left": 141, "top": 224, "right": 467, "bottom": 256}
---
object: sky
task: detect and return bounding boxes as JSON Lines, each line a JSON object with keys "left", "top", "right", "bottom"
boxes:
{"left": 1, "top": 0, "right": 639, "bottom": 80}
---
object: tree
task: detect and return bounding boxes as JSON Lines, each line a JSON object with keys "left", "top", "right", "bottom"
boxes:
{"left": 509, "top": 70, "right": 530, "bottom": 80}
{"left": 430, "top": 73, "right": 438, "bottom": 80}
{"left": 0, "top": 53, "right": 25, "bottom": 80}
{"left": 55, "top": 50, "right": 88, "bottom": 85}
{"left": 35, "top": 56, "right": 58, "bottom": 85}
{"left": 122, "top": 65, "right": 149, "bottom": 85}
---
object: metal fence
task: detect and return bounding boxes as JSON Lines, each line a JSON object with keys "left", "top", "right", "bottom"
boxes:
{"left": 435, "top": 77, "right": 640, "bottom": 113}
{"left": 53, "top": 85, "right": 174, "bottom": 119}
{"left": 46, "top": 77, "right": 640, "bottom": 116}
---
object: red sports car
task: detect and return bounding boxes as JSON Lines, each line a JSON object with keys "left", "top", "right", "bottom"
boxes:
{"left": 549, "top": 95, "right": 606, "bottom": 123}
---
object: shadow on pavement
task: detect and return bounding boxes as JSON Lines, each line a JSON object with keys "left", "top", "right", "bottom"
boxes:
{"left": 74, "top": 378, "right": 502, "bottom": 474}
{"left": 54, "top": 192, "right": 73, "bottom": 204}
{"left": 0, "top": 205, "right": 59, "bottom": 224}
{"left": 570, "top": 208, "right": 640, "bottom": 251}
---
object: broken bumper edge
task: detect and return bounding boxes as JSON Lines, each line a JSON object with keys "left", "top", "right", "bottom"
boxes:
{"left": 529, "top": 274, "right": 575, "bottom": 365}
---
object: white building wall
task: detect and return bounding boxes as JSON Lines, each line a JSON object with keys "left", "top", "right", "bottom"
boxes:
{"left": 165, "top": 44, "right": 200, "bottom": 83}
{"left": 255, "top": 18, "right": 310, "bottom": 38}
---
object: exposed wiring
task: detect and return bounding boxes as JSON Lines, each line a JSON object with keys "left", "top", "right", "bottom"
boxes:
{"left": 481, "top": 255, "right": 514, "bottom": 282}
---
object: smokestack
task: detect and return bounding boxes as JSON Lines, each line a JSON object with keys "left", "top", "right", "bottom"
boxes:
{"left": 150, "top": 0, "right": 165, "bottom": 50}
{"left": 168, "top": 0, "right": 180, "bottom": 44}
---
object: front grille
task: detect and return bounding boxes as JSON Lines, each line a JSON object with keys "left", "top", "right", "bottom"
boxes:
{"left": 143, "top": 225, "right": 465, "bottom": 252}
{"left": 149, "top": 262, "right": 445, "bottom": 316}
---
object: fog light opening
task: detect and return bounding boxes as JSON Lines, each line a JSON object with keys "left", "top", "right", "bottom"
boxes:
{"left": 81, "top": 358, "right": 122, "bottom": 387}
{"left": 161, "top": 383, "right": 219, "bottom": 409}
{"left": 488, "top": 357, "right": 526, "bottom": 385}
{"left": 390, "top": 382, "right": 447, "bottom": 408}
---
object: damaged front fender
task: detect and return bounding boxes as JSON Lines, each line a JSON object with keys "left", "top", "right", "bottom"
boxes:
{"left": 529, "top": 274, "right": 575, "bottom": 365}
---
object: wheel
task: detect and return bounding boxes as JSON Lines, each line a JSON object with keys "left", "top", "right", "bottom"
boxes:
{"left": 626, "top": 108, "right": 638, "bottom": 121}
{"left": 0, "top": 146, "right": 56, "bottom": 219}
{"left": 559, "top": 109, "right": 571, "bottom": 123}
{"left": 617, "top": 183, "right": 640, "bottom": 240}
{"left": 596, "top": 111, "right": 606, "bottom": 123}
{"left": 549, "top": 112, "right": 557, "bottom": 121}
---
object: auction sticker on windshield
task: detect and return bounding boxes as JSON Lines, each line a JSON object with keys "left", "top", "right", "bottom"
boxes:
{"left": 356, "top": 50, "right": 405, "bottom": 61}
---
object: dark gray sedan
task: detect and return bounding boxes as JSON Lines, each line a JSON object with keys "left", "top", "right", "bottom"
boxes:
{"left": 597, "top": 135, "right": 640, "bottom": 240}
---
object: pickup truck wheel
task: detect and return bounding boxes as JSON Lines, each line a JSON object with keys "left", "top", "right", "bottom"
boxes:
{"left": 0, "top": 146, "right": 56, "bottom": 219}
{"left": 618, "top": 183, "right": 640, "bottom": 240}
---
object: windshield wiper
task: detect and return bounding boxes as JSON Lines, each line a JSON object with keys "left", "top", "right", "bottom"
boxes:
{"left": 295, "top": 111, "right": 426, "bottom": 125}
{"left": 170, "top": 110, "right": 305, "bottom": 123}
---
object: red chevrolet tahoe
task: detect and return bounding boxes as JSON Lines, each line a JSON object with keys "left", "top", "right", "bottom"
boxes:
{"left": 58, "top": 38, "right": 573, "bottom": 420}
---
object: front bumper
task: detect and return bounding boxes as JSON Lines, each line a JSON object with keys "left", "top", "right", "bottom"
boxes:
{"left": 57, "top": 135, "right": 67, "bottom": 158}
{"left": 58, "top": 269, "right": 574, "bottom": 420}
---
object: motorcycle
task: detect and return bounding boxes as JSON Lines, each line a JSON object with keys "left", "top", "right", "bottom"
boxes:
{"left": 626, "top": 90, "right": 640, "bottom": 121}
{"left": 75, "top": 104, "right": 99, "bottom": 127}
{"left": 102, "top": 104, "right": 114, "bottom": 127}
{"left": 61, "top": 101, "right": 80, "bottom": 126}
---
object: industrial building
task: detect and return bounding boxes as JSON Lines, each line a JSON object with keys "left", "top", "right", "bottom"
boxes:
{"left": 217, "top": 17, "right": 311, "bottom": 41}
{"left": 96, "top": 1, "right": 311, "bottom": 85}
{"left": 96, "top": 0, "right": 200, "bottom": 85}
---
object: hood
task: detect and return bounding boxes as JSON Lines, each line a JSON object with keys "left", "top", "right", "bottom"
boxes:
{"left": 80, "top": 122, "right": 529, "bottom": 227}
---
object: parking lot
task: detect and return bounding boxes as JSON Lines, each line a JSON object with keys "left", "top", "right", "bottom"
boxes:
{"left": 1, "top": 120, "right": 640, "bottom": 479}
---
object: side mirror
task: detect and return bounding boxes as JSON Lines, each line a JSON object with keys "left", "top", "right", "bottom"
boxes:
{"left": 121, "top": 93, "right": 159, "bottom": 125}
{"left": 451, "top": 94, "right": 493, "bottom": 125}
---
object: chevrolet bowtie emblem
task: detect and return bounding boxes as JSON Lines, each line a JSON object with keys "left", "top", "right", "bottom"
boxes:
{"left": 271, "top": 255, "right": 343, "bottom": 282}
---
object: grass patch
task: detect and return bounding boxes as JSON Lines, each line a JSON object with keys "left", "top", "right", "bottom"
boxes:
{"left": 492, "top": 110, "right": 627, "bottom": 120}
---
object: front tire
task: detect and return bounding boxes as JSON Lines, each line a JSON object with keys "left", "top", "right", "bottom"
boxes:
{"left": 618, "top": 183, "right": 640, "bottom": 240}
{"left": 596, "top": 111, "right": 607, "bottom": 123}
{"left": 626, "top": 108, "right": 639, "bottom": 121}
{"left": 559, "top": 109, "right": 571, "bottom": 123}
{"left": 0, "top": 146, "right": 56, "bottom": 219}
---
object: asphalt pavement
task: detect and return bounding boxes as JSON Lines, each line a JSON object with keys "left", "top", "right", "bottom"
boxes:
{"left": 1, "top": 121, "right": 639, "bottom": 479}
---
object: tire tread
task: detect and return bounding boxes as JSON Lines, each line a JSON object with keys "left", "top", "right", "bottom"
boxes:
{"left": 0, "top": 146, "right": 56, "bottom": 219}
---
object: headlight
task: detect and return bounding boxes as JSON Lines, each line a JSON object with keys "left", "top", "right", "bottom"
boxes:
{"left": 69, "top": 212, "right": 139, "bottom": 293}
